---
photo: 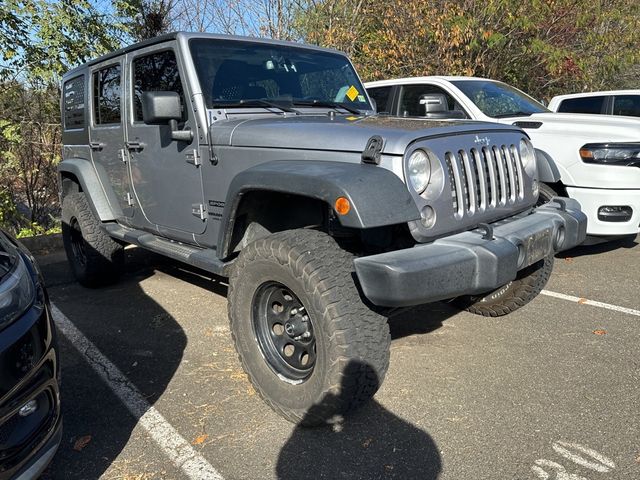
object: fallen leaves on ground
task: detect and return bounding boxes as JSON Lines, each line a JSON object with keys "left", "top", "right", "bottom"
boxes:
{"left": 578, "top": 298, "right": 587, "bottom": 304}
{"left": 192, "top": 434, "right": 208, "bottom": 445}
{"left": 592, "top": 329, "right": 607, "bottom": 335}
{"left": 73, "top": 435, "right": 92, "bottom": 451}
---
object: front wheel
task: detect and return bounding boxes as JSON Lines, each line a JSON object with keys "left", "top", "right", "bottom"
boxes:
{"left": 453, "top": 255, "right": 554, "bottom": 317}
{"left": 227, "top": 229, "right": 390, "bottom": 426}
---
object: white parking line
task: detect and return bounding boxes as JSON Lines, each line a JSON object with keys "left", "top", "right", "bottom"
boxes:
{"left": 51, "top": 304, "right": 225, "bottom": 480}
{"left": 541, "top": 290, "right": 640, "bottom": 317}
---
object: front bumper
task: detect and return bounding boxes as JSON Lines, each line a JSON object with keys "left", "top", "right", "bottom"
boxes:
{"left": 0, "top": 301, "right": 61, "bottom": 480}
{"left": 354, "top": 198, "right": 587, "bottom": 307}
{"left": 565, "top": 186, "right": 640, "bottom": 236}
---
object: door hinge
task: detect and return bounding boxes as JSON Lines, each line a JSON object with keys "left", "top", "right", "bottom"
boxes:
{"left": 118, "top": 148, "right": 128, "bottom": 163}
{"left": 185, "top": 149, "right": 201, "bottom": 166}
{"left": 126, "top": 192, "right": 135, "bottom": 206}
{"left": 192, "top": 203, "right": 207, "bottom": 220}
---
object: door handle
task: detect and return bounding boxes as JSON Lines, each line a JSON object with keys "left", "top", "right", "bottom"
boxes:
{"left": 126, "top": 140, "right": 145, "bottom": 151}
{"left": 89, "top": 141, "right": 105, "bottom": 151}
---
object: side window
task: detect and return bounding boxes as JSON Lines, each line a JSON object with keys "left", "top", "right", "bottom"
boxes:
{"left": 93, "top": 64, "right": 122, "bottom": 125}
{"left": 613, "top": 95, "right": 640, "bottom": 117}
{"left": 367, "top": 86, "right": 392, "bottom": 114}
{"left": 557, "top": 96, "right": 605, "bottom": 114}
{"left": 63, "top": 75, "right": 85, "bottom": 129}
{"left": 398, "top": 85, "right": 466, "bottom": 117}
{"left": 133, "top": 50, "right": 185, "bottom": 121}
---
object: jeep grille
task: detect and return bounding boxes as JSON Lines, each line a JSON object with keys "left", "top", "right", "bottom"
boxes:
{"left": 444, "top": 144, "right": 524, "bottom": 220}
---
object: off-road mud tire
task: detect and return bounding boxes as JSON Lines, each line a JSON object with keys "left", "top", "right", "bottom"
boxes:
{"left": 453, "top": 255, "right": 554, "bottom": 317}
{"left": 227, "top": 229, "right": 390, "bottom": 426}
{"left": 61, "top": 192, "right": 124, "bottom": 287}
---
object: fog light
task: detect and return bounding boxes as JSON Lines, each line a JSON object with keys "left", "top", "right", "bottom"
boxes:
{"left": 420, "top": 205, "right": 436, "bottom": 228}
{"left": 597, "top": 206, "right": 632, "bottom": 222}
{"left": 18, "top": 399, "right": 38, "bottom": 417}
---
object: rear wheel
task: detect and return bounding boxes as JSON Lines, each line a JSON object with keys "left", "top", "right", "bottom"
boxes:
{"left": 61, "top": 192, "right": 124, "bottom": 287}
{"left": 453, "top": 256, "right": 553, "bottom": 317}
{"left": 228, "top": 229, "right": 390, "bottom": 426}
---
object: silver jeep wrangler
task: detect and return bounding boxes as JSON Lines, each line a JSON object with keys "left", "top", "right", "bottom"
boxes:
{"left": 59, "top": 32, "right": 586, "bottom": 425}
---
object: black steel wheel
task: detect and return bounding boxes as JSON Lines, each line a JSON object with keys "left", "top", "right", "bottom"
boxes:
{"left": 61, "top": 192, "right": 124, "bottom": 287}
{"left": 252, "top": 282, "right": 316, "bottom": 381}
{"left": 228, "top": 229, "right": 390, "bottom": 426}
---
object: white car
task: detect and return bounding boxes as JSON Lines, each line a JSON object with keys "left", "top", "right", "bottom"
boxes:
{"left": 365, "top": 77, "right": 640, "bottom": 239}
{"left": 548, "top": 90, "right": 640, "bottom": 118}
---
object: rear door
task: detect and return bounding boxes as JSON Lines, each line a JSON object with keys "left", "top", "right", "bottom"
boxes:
{"left": 88, "top": 59, "right": 133, "bottom": 217}
{"left": 124, "top": 44, "right": 206, "bottom": 234}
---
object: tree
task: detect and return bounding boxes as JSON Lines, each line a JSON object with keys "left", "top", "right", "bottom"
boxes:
{"left": 299, "top": 0, "right": 640, "bottom": 100}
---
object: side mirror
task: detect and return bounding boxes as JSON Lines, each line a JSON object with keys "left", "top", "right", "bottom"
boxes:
{"left": 141, "top": 91, "right": 193, "bottom": 142}
{"left": 419, "top": 93, "right": 448, "bottom": 115}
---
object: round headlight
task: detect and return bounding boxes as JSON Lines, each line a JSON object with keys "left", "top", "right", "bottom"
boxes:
{"left": 519, "top": 138, "right": 536, "bottom": 169}
{"left": 408, "top": 149, "right": 431, "bottom": 194}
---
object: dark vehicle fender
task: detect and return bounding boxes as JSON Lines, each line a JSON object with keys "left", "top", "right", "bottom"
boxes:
{"left": 535, "top": 149, "right": 561, "bottom": 183}
{"left": 218, "top": 160, "right": 419, "bottom": 257}
{"left": 57, "top": 158, "right": 119, "bottom": 221}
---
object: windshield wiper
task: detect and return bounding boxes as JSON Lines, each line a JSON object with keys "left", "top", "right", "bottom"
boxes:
{"left": 493, "top": 111, "right": 536, "bottom": 118}
{"left": 293, "top": 99, "right": 361, "bottom": 115}
{"left": 213, "top": 99, "right": 300, "bottom": 114}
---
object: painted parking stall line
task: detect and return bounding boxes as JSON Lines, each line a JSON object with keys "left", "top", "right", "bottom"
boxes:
{"left": 51, "top": 303, "right": 225, "bottom": 480}
{"left": 541, "top": 290, "right": 640, "bottom": 317}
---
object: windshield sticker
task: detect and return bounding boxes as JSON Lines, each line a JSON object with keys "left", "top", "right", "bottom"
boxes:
{"left": 346, "top": 85, "right": 359, "bottom": 101}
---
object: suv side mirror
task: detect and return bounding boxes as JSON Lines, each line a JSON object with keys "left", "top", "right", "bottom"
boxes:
{"left": 141, "top": 91, "right": 193, "bottom": 142}
{"left": 419, "top": 93, "right": 448, "bottom": 114}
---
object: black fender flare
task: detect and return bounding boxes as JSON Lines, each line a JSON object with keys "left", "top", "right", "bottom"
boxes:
{"left": 218, "top": 160, "right": 419, "bottom": 257}
{"left": 57, "top": 158, "right": 120, "bottom": 221}
{"left": 535, "top": 149, "right": 562, "bottom": 183}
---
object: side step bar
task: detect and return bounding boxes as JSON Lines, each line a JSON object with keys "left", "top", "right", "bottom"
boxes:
{"left": 103, "top": 223, "right": 228, "bottom": 276}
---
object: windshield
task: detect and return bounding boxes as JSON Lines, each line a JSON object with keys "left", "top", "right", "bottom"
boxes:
{"left": 451, "top": 80, "right": 549, "bottom": 118}
{"left": 189, "top": 39, "right": 372, "bottom": 111}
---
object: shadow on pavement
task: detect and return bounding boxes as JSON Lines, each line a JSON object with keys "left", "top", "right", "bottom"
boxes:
{"left": 39, "top": 247, "right": 187, "bottom": 479}
{"left": 276, "top": 360, "right": 442, "bottom": 480}
{"left": 557, "top": 234, "right": 637, "bottom": 259}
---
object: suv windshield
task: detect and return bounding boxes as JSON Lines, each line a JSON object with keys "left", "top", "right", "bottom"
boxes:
{"left": 189, "top": 38, "right": 371, "bottom": 112}
{"left": 451, "top": 80, "right": 548, "bottom": 118}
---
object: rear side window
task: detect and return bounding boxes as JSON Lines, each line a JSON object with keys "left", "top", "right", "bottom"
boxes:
{"left": 367, "top": 86, "right": 392, "bottom": 114}
{"left": 63, "top": 75, "right": 85, "bottom": 129}
{"left": 93, "top": 64, "right": 122, "bottom": 125}
{"left": 133, "top": 50, "right": 185, "bottom": 121}
{"left": 557, "top": 96, "right": 605, "bottom": 114}
{"left": 613, "top": 95, "right": 640, "bottom": 117}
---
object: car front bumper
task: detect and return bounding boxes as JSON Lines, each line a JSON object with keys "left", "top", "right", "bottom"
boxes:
{"left": 0, "top": 300, "right": 62, "bottom": 480}
{"left": 354, "top": 198, "right": 587, "bottom": 307}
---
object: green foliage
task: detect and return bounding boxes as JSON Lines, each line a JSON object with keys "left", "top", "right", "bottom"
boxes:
{"left": 299, "top": 0, "right": 640, "bottom": 100}
{"left": 16, "top": 222, "right": 61, "bottom": 239}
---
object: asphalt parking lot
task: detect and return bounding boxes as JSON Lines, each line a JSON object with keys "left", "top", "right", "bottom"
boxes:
{"left": 38, "top": 235, "right": 639, "bottom": 480}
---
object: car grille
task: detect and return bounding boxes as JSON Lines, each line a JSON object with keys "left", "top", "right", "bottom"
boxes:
{"left": 444, "top": 145, "right": 524, "bottom": 219}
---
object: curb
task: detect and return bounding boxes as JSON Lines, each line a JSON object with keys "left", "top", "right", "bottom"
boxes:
{"left": 18, "top": 233, "right": 64, "bottom": 256}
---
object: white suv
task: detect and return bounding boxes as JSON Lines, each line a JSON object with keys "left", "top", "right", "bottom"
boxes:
{"left": 366, "top": 77, "right": 640, "bottom": 239}
{"left": 548, "top": 90, "right": 640, "bottom": 118}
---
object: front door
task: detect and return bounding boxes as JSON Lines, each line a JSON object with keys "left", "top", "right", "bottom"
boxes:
{"left": 88, "top": 59, "right": 133, "bottom": 218}
{"left": 125, "top": 44, "right": 206, "bottom": 234}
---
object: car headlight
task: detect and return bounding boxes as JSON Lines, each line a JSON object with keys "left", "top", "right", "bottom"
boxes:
{"left": 579, "top": 143, "right": 640, "bottom": 166}
{"left": 519, "top": 138, "right": 536, "bottom": 169}
{"left": 407, "top": 149, "right": 431, "bottom": 194}
{"left": 0, "top": 252, "right": 35, "bottom": 330}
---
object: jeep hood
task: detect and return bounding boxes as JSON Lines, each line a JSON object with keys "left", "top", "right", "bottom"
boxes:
{"left": 497, "top": 112, "right": 640, "bottom": 142}
{"left": 211, "top": 114, "right": 523, "bottom": 156}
